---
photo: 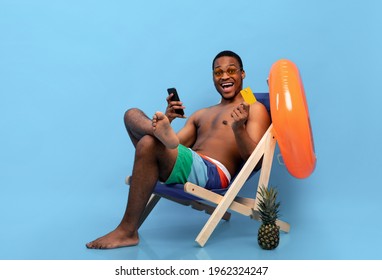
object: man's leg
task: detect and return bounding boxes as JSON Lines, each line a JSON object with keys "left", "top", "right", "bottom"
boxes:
{"left": 86, "top": 112, "right": 179, "bottom": 249}
{"left": 123, "top": 108, "right": 153, "bottom": 147}
{"left": 124, "top": 108, "right": 179, "bottom": 149}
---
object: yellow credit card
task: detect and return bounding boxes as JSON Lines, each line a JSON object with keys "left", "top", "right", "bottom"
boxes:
{"left": 240, "top": 87, "right": 257, "bottom": 104}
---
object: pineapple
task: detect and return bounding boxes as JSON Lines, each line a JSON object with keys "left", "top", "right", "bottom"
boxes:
{"left": 257, "top": 185, "right": 280, "bottom": 250}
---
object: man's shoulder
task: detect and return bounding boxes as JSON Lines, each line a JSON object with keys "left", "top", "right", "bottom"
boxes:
{"left": 251, "top": 100, "right": 269, "bottom": 113}
{"left": 188, "top": 104, "right": 221, "bottom": 123}
{"left": 248, "top": 101, "right": 271, "bottom": 124}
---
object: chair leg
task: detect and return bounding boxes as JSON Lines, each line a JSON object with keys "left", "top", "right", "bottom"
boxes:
{"left": 138, "top": 194, "right": 161, "bottom": 228}
{"left": 257, "top": 127, "right": 276, "bottom": 188}
{"left": 253, "top": 127, "right": 291, "bottom": 233}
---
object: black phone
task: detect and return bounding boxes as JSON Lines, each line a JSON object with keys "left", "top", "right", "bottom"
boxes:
{"left": 167, "top": 88, "right": 184, "bottom": 115}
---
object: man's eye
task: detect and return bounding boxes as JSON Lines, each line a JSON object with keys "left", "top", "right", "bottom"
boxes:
{"left": 227, "top": 68, "right": 238, "bottom": 75}
{"left": 214, "top": 70, "right": 223, "bottom": 77}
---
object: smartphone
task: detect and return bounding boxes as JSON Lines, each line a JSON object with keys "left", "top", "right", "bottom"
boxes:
{"left": 167, "top": 87, "right": 185, "bottom": 115}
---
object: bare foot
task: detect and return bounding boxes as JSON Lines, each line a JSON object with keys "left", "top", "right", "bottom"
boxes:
{"left": 152, "top": 111, "right": 179, "bottom": 149}
{"left": 86, "top": 227, "right": 139, "bottom": 249}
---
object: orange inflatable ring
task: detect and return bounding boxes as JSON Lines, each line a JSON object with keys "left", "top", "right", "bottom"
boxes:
{"left": 268, "top": 59, "right": 316, "bottom": 179}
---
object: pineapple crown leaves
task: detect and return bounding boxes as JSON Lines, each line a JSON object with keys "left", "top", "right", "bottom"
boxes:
{"left": 257, "top": 185, "right": 280, "bottom": 224}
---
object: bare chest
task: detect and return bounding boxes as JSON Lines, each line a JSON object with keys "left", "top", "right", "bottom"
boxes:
{"left": 194, "top": 107, "right": 237, "bottom": 143}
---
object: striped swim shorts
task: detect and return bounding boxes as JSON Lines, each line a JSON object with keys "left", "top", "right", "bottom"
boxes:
{"left": 165, "top": 144, "right": 231, "bottom": 189}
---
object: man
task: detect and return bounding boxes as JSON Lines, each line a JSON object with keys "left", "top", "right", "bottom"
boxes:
{"left": 86, "top": 50, "right": 270, "bottom": 249}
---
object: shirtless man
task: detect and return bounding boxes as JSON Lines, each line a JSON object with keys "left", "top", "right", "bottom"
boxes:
{"left": 86, "top": 50, "right": 271, "bottom": 249}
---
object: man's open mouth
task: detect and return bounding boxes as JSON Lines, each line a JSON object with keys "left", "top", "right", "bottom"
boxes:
{"left": 221, "top": 82, "right": 234, "bottom": 90}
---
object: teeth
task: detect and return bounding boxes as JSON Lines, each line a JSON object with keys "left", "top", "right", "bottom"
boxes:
{"left": 222, "top": 83, "right": 233, "bottom": 88}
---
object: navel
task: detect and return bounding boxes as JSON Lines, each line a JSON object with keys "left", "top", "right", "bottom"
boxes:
{"left": 222, "top": 120, "right": 228, "bottom": 125}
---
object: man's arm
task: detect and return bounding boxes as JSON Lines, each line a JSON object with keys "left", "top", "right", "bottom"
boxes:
{"left": 232, "top": 102, "right": 271, "bottom": 161}
{"left": 176, "top": 110, "right": 203, "bottom": 148}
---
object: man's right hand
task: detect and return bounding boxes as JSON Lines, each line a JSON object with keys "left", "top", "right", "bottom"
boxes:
{"left": 165, "top": 94, "right": 186, "bottom": 122}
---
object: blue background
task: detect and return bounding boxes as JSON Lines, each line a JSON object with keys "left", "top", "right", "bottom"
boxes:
{"left": 1, "top": 0, "right": 381, "bottom": 260}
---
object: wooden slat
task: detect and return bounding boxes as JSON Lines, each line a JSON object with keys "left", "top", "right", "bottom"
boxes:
{"left": 184, "top": 183, "right": 253, "bottom": 216}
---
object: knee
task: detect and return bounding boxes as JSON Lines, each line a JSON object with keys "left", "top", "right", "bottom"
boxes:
{"left": 135, "top": 135, "right": 158, "bottom": 156}
{"left": 124, "top": 108, "right": 141, "bottom": 125}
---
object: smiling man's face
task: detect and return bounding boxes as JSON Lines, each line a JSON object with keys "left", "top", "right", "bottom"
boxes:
{"left": 213, "top": 56, "right": 245, "bottom": 100}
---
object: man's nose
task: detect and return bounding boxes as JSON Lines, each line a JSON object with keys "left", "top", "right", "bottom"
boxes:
{"left": 221, "top": 71, "right": 230, "bottom": 79}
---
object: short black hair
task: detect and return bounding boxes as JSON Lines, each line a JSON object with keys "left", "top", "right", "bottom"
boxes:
{"left": 212, "top": 50, "right": 243, "bottom": 70}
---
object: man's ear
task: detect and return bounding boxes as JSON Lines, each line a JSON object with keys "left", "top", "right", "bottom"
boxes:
{"left": 241, "top": 70, "right": 246, "bottom": 80}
